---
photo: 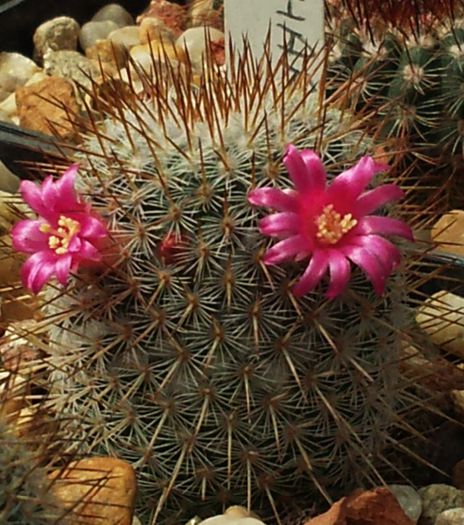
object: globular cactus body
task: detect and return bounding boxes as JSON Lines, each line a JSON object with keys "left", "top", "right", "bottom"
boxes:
{"left": 10, "top": 51, "right": 430, "bottom": 525}
{"left": 327, "top": 9, "right": 464, "bottom": 206}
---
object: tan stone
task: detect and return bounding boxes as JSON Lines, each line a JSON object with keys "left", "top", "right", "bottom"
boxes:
{"left": 0, "top": 371, "right": 29, "bottom": 419}
{"left": 416, "top": 291, "right": 464, "bottom": 359}
{"left": 400, "top": 345, "right": 464, "bottom": 393}
{"left": 16, "top": 76, "right": 79, "bottom": 139}
{"left": 0, "top": 164, "right": 19, "bottom": 193}
{"left": 139, "top": 16, "right": 176, "bottom": 44}
{"left": 1, "top": 320, "right": 44, "bottom": 372}
{"left": 432, "top": 210, "right": 464, "bottom": 257}
{"left": 453, "top": 459, "right": 464, "bottom": 489}
{"left": 49, "top": 457, "right": 137, "bottom": 525}
{"left": 0, "top": 52, "right": 40, "bottom": 101}
{"left": 108, "top": 26, "right": 141, "bottom": 50}
{"left": 176, "top": 27, "right": 224, "bottom": 68}
{"left": 33, "top": 16, "right": 80, "bottom": 61}
{"left": 0, "top": 92, "right": 17, "bottom": 119}
{"left": 452, "top": 389, "right": 464, "bottom": 419}
{"left": 198, "top": 507, "right": 263, "bottom": 525}
{"left": 305, "top": 488, "right": 414, "bottom": 525}
{"left": 137, "top": 0, "right": 187, "bottom": 37}
{"left": 24, "top": 70, "right": 49, "bottom": 87}
{"left": 85, "top": 39, "right": 128, "bottom": 71}
{"left": 0, "top": 234, "right": 22, "bottom": 284}
{"left": 43, "top": 50, "right": 100, "bottom": 93}
{"left": 0, "top": 193, "right": 20, "bottom": 232}
{"left": 130, "top": 42, "right": 180, "bottom": 71}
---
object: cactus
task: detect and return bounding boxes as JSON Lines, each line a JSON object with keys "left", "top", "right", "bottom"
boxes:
{"left": 0, "top": 416, "right": 62, "bottom": 524}
{"left": 326, "top": 5, "right": 464, "bottom": 207}
{"left": 330, "top": 0, "right": 459, "bottom": 31}
{"left": 8, "top": 48, "right": 442, "bottom": 525}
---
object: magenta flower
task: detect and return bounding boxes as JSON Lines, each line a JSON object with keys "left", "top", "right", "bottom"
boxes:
{"left": 12, "top": 165, "right": 108, "bottom": 294}
{"left": 248, "top": 145, "right": 413, "bottom": 298}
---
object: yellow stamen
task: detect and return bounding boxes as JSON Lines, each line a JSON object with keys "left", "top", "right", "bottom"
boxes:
{"left": 315, "top": 204, "right": 357, "bottom": 245}
{"left": 41, "top": 215, "right": 81, "bottom": 255}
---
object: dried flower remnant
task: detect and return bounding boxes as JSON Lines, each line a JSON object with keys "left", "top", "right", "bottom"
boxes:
{"left": 11, "top": 165, "right": 108, "bottom": 293}
{"left": 248, "top": 145, "right": 413, "bottom": 298}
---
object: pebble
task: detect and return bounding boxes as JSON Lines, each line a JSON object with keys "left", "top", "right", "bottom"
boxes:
{"left": 108, "top": 26, "right": 141, "bottom": 50}
{"left": 86, "top": 39, "right": 128, "bottom": 71}
{"left": 453, "top": 459, "right": 464, "bottom": 489}
{"left": 130, "top": 42, "right": 179, "bottom": 71}
{"left": 33, "top": 16, "right": 80, "bottom": 62}
{"left": 305, "top": 488, "right": 414, "bottom": 525}
{"left": 139, "top": 16, "right": 176, "bottom": 44}
{"left": 0, "top": 163, "right": 19, "bottom": 193}
{"left": 176, "top": 27, "right": 224, "bottom": 68}
{"left": 24, "top": 70, "right": 48, "bottom": 87}
{"left": 138, "top": 0, "right": 187, "bottom": 37}
{"left": 197, "top": 506, "right": 262, "bottom": 525}
{"left": 416, "top": 291, "right": 464, "bottom": 359}
{"left": 432, "top": 210, "right": 464, "bottom": 257}
{"left": 418, "top": 485, "right": 464, "bottom": 525}
{"left": 0, "top": 231, "right": 21, "bottom": 283}
{"left": 188, "top": 0, "right": 214, "bottom": 24}
{"left": 16, "top": 76, "right": 79, "bottom": 139}
{"left": 49, "top": 457, "right": 137, "bottom": 525}
{"left": 132, "top": 517, "right": 142, "bottom": 525}
{"left": 0, "top": 370, "right": 35, "bottom": 423}
{"left": 435, "top": 508, "right": 464, "bottom": 525}
{"left": 1, "top": 320, "right": 42, "bottom": 372}
{"left": 43, "top": 50, "right": 100, "bottom": 91}
{"left": 400, "top": 344, "right": 464, "bottom": 393}
{"left": 452, "top": 389, "right": 464, "bottom": 419}
{"left": 79, "top": 20, "right": 119, "bottom": 50}
{"left": 187, "top": 0, "right": 224, "bottom": 30}
{"left": 0, "top": 92, "right": 17, "bottom": 120}
{"left": 388, "top": 485, "right": 422, "bottom": 523}
{"left": 0, "top": 52, "right": 40, "bottom": 101}
{"left": 92, "top": 3, "right": 134, "bottom": 28}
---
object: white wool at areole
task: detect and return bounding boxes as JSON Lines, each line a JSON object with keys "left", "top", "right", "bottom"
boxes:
{"left": 224, "top": 0, "right": 324, "bottom": 74}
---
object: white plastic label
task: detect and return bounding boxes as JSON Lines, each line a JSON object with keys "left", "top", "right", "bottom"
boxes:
{"left": 224, "top": 0, "right": 325, "bottom": 74}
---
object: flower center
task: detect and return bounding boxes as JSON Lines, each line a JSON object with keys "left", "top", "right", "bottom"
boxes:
{"left": 315, "top": 204, "right": 357, "bottom": 245}
{"left": 39, "top": 215, "right": 81, "bottom": 255}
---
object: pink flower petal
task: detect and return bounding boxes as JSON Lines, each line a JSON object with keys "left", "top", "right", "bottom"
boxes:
{"left": 67, "top": 236, "right": 82, "bottom": 253}
{"left": 300, "top": 149, "right": 327, "bottom": 192}
{"left": 248, "top": 188, "right": 297, "bottom": 212}
{"left": 263, "top": 234, "right": 309, "bottom": 265}
{"left": 11, "top": 220, "right": 49, "bottom": 253}
{"left": 326, "top": 251, "right": 351, "bottom": 299}
{"left": 341, "top": 245, "right": 387, "bottom": 295}
{"left": 19, "top": 180, "right": 56, "bottom": 221}
{"left": 79, "top": 215, "right": 107, "bottom": 239}
{"left": 355, "top": 184, "right": 404, "bottom": 216}
{"left": 78, "top": 240, "right": 102, "bottom": 261}
{"left": 283, "top": 144, "right": 315, "bottom": 194}
{"left": 259, "top": 212, "right": 300, "bottom": 237}
{"left": 292, "top": 250, "right": 329, "bottom": 297}
{"left": 40, "top": 176, "right": 58, "bottom": 206}
{"left": 354, "top": 234, "right": 401, "bottom": 275}
{"left": 21, "top": 251, "right": 57, "bottom": 294}
{"left": 327, "top": 156, "right": 389, "bottom": 205}
{"left": 354, "top": 216, "right": 414, "bottom": 240}
{"left": 55, "top": 254, "right": 72, "bottom": 284}
{"left": 54, "top": 164, "right": 81, "bottom": 211}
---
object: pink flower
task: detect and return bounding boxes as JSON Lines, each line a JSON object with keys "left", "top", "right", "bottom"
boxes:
{"left": 12, "top": 165, "right": 108, "bottom": 294}
{"left": 248, "top": 145, "right": 413, "bottom": 298}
